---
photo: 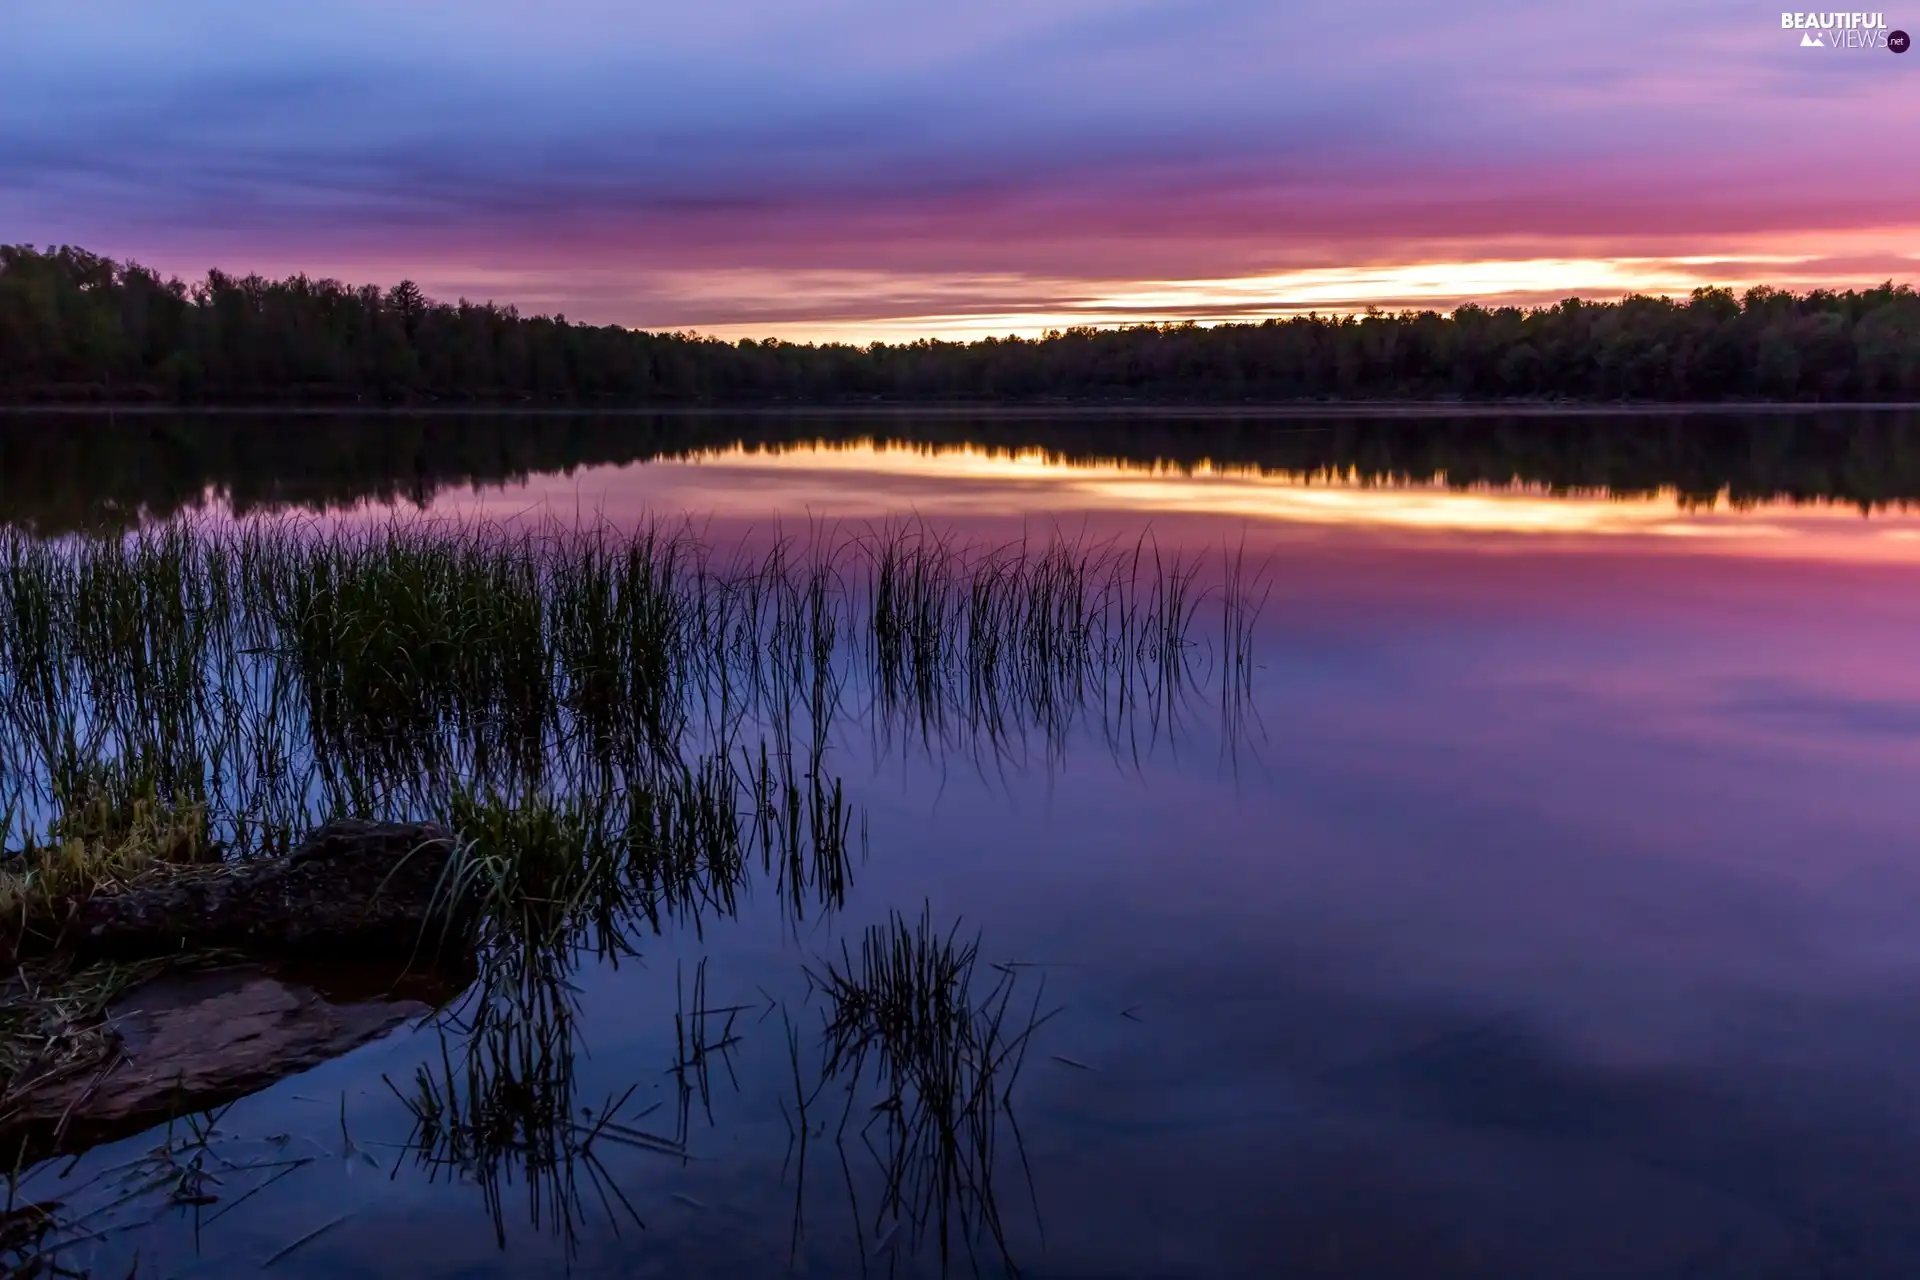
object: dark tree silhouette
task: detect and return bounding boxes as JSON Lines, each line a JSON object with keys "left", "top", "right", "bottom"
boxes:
{"left": 5, "top": 409, "right": 1919, "bottom": 536}
{"left": 3, "top": 245, "right": 1919, "bottom": 405}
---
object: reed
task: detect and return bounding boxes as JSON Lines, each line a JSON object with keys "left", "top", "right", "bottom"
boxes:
{"left": 0, "top": 761, "right": 214, "bottom": 955}
{"left": 797, "top": 906, "right": 1055, "bottom": 1275}
{"left": 0, "top": 517, "right": 1260, "bottom": 861}
{"left": 0, "top": 513, "right": 1260, "bottom": 1259}
{"left": 384, "top": 755, "right": 856, "bottom": 1252}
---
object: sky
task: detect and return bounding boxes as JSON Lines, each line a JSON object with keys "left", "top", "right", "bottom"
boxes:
{"left": 3, "top": 0, "right": 1917, "bottom": 340}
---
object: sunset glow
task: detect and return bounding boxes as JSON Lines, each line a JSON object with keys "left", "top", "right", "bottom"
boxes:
{"left": 415, "top": 440, "right": 1920, "bottom": 563}
{"left": 14, "top": 2, "right": 1920, "bottom": 1270}
{"left": 684, "top": 243, "right": 1920, "bottom": 342}
{"left": 7, "top": 0, "right": 1916, "bottom": 336}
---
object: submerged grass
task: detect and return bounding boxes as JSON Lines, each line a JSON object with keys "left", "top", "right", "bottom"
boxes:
{"left": 0, "top": 513, "right": 1259, "bottom": 1265}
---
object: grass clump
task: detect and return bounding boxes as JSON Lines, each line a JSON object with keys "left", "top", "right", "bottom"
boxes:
{"left": 0, "top": 763, "right": 220, "bottom": 1142}
{"left": 0, "top": 516, "right": 1261, "bottom": 868}
{"left": 0, "top": 514, "right": 1261, "bottom": 1253}
{"left": 0, "top": 762, "right": 213, "bottom": 959}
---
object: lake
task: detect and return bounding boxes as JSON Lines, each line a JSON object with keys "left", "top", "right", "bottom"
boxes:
{"left": 7, "top": 409, "right": 1920, "bottom": 1278}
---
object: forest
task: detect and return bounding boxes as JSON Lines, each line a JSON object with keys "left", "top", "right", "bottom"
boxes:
{"left": 5, "top": 410, "right": 1917, "bottom": 534}
{"left": 3, "top": 244, "right": 1919, "bottom": 405}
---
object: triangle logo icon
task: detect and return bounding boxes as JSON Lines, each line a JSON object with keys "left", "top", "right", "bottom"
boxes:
{"left": 1800, "top": 30, "right": 1825, "bottom": 45}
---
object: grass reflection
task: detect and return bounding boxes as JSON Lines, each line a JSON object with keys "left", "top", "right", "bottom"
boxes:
{"left": 0, "top": 515, "right": 1259, "bottom": 1274}
{"left": 787, "top": 907, "right": 1054, "bottom": 1277}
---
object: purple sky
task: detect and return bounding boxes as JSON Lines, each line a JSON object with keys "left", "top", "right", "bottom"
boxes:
{"left": 5, "top": 0, "right": 1917, "bottom": 338}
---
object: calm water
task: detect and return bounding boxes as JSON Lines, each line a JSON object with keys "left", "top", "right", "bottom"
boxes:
{"left": 13, "top": 411, "right": 1920, "bottom": 1278}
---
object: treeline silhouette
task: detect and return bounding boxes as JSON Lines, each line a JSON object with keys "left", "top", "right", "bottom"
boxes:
{"left": 4, "top": 246, "right": 1920, "bottom": 405}
{"left": 4, "top": 410, "right": 1917, "bottom": 534}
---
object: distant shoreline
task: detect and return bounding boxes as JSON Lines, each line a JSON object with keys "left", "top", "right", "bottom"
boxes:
{"left": 4, "top": 400, "right": 1919, "bottom": 419}
{"left": 12, "top": 250, "right": 1918, "bottom": 409}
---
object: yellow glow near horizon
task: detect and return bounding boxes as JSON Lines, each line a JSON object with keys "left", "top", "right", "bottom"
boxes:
{"left": 425, "top": 439, "right": 1920, "bottom": 564}
{"left": 663, "top": 239, "right": 1920, "bottom": 343}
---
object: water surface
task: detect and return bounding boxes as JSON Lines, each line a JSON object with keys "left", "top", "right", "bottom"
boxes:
{"left": 10, "top": 411, "right": 1920, "bottom": 1278}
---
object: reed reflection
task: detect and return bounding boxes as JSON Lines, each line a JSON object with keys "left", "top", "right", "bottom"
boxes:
{"left": 0, "top": 514, "right": 1258, "bottom": 1275}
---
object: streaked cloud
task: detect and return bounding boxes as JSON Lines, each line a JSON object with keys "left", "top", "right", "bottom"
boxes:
{"left": 3, "top": 0, "right": 1914, "bottom": 335}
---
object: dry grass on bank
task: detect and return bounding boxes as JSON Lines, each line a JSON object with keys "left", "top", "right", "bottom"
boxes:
{"left": 0, "top": 774, "right": 217, "bottom": 1130}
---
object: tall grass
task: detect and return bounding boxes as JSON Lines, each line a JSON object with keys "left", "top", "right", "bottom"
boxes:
{"left": 0, "top": 514, "right": 1262, "bottom": 1264}
{"left": 0, "top": 517, "right": 1263, "bottom": 861}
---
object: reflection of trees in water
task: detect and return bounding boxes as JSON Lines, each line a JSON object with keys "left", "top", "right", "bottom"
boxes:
{"left": 5, "top": 410, "right": 1920, "bottom": 535}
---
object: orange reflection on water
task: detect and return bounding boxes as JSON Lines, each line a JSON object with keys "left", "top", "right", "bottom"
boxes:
{"left": 431, "top": 439, "right": 1920, "bottom": 564}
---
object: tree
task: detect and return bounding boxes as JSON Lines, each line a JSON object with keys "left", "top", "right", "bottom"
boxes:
{"left": 1, "top": 245, "right": 1917, "bottom": 405}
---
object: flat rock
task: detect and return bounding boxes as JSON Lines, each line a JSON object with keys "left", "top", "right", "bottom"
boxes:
{"left": 4, "top": 965, "right": 433, "bottom": 1159}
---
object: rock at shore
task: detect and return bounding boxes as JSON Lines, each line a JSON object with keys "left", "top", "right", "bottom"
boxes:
{"left": 2, "top": 963, "right": 450, "bottom": 1163}
{"left": 0, "top": 819, "right": 482, "bottom": 1164}
{"left": 68, "top": 818, "right": 472, "bottom": 962}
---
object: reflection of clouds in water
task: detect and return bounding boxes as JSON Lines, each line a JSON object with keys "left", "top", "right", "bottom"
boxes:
{"left": 1716, "top": 681, "right": 1920, "bottom": 740}
{"left": 418, "top": 442, "right": 1920, "bottom": 563}
{"left": 1026, "top": 931, "right": 1920, "bottom": 1276}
